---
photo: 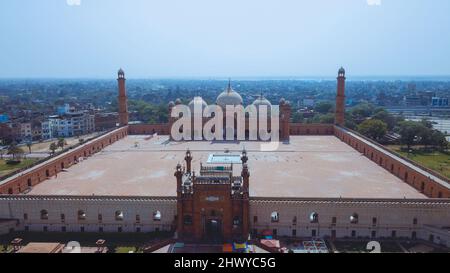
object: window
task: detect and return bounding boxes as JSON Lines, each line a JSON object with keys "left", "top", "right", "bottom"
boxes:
{"left": 253, "top": 216, "right": 258, "bottom": 223}
{"left": 80, "top": 226, "right": 85, "bottom": 232}
{"left": 136, "top": 214, "right": 141, "bottom": 223}
{"left": 372, "top": 217, "right": 377, "bottom": 226}
{"left": 292, "top": 229, "right": 297, "bottom": 237}
{"left": 273, "top": 229, "right": 278, "bottom": 236}
{"left": 118, "top": 227, "right": 123, "bottom": 233}
{"left": 371, "top": 231, "right": 376, "bottom": 238}
{"left": 183, "top": 215, "right": 193, "bottom": 225}
{"left": 391, "top": 230, "right": 397, "bottom": 238}
{"left": 46, "top": 170, "right": 50, "bottom": 177}
{"left": 271, "top": 212, "right": 279, "bottom": 223}
{"left": 351, "top": 230, "right": 356, "bottom": 238}
{"left": 61, "top": 214, "right": 65, "bottom": 222}
{"left": 99, "top": 227, "right": 104, "bottom": 233}
{"left": 311, "top": 229, "right": 317, "bottom": 237}
{"left": 27, "top": 178, "right": 32, "bottom": 187}
{"left": 43, "top": 226, "right": 48, "bottom": 232}
{"left": 78, "top": 210, "right": 86, "bottom": 221}
{"left": 115, "top": 211, "right": 124, "bottom": 221}
{"left": 413, "top": 218, "right": 418, "bottom": 225}
{"left": 233, "top": 216, "right": 241, "bottom": 227}
{"left": 153, "top": 211, "right": 161, "bottom": 221}
{"left": 23, "top": 213, "right": 28, "bottom": 220}
{"left": 350, "top": 213, "right": 359, "bottom": 224}
{"left": 136, "top": 227, "right": 141, "bottom": 233}
{"left": 332, "top": 217, "right": 337, "bottom": 225}
{"left": 40, "top": 210, "right": 49, "bottom": 220}
{"left": 292, "top": 216, "right": 297, "bottom": 225}
{"left": 309, "top": 212, "right": 319, "bottom": 223}
{"left": 61, "top": 226, "right": 66, "bottom": 232}
{"left": 411, "top": 231, "right": 417, "bottom": 240}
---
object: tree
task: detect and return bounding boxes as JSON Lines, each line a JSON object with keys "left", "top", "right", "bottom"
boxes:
{"left": 398, "top": 121, "right": 428, "bottom": 149}
{"left": 7, "top": 142, "right": 24, "bottom": 160}
{"left": 49, "top": 142, "right": 58, "bottom": 155}
{"left": 314, "top": 102, "right": 334, "bottom": 114}
{"left": 430, "top": 130, "right": 448, "bottom": 150}
{"left": 26, "top": 142, "right": 32, "bottom": 154}
{"left": 372, "top": 110, "right": 397, "bottom": 131}
{"left": 57, "top": 138, "right": 66, "bottom": 150}
{"left": 319, "top": 113, "right": 335, "bottom": 124}
{"left": 357, "top": 119, "right": 388, "bottom": 141}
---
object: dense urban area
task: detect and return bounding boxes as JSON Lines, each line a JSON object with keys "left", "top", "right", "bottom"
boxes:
{"left": 1, "top": 78, "right": 450, "bottom": 179}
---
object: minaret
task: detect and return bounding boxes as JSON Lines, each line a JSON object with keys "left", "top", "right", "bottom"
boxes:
{"left": 279, "top": 98, "right": 291, "bottom": 141}
{"left": 117, "top": 68, "right": 129, "bottom": 126}
{"left": 335, "top": 67, "right": 346, "bottom": 126}
{"left": 174, "top": 163, "right": 184, "bottom": 237}
{"left": 185, "top": 149, "right": 193, "bottom": 173}
{"left": 241, "top": 163, "right": 250, "bottom": 240}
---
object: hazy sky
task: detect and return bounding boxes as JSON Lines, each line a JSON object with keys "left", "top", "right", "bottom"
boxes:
{"left": 1, "top": 0, "right": 450, "bottom": 78}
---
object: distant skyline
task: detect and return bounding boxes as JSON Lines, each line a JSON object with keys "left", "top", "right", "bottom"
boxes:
{"left": 1, "top": 0, "right": 450, "bottom": 78}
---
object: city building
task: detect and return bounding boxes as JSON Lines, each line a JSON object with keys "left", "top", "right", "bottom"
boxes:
{"left": 432, "top": 97, "right": 449, "bottom": 108}
{"left": 41, "top": 107, "right": 95, "bottom": 139}
{"left": 0, "top": 68, "right": 449, "bottom": 247}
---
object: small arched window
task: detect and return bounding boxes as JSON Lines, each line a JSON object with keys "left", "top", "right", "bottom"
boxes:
{"left": 78, "top": 210, "right": 86, "bottom": 220}
{"left": 309, "top": 212, "right": 319, "bottom": 223}
{"left": 40, "top": 209, "right": 49, "bottom": 220}
{"left": 115, "top": 210, "right": 124, "bottom": 221}
{"left": 271, "top": 212, "right": 279, "bottom": 223}
{"left": 350, "top": 213, "right": 359, "bottom": 224}
{"left": 153, "top": 210, "right": 161, "bottom": 221}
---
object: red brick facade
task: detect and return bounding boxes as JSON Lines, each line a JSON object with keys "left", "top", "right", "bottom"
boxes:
{"left": 0, "top": 127, "right": 128, "bottom": 195}
{"left": 334, "top": 126, "right": 450, "bottom": 198}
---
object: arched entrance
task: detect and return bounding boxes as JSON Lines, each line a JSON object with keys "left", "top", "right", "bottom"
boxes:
{"left": 202, "top": 210, "right": 223, "bottom": 243}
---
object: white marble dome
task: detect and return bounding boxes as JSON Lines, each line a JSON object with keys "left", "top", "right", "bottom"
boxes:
{"left": 216, "top": 81, "right": 243, "bottom": 108}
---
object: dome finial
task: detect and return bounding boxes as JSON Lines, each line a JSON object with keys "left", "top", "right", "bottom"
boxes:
{"left": 227, "top": 78, "right": 232, "bottom": 93}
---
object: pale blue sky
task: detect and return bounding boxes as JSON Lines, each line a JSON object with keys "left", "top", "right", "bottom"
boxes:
{"left": 1, "top": 0, "right": 450, "bottom": 78}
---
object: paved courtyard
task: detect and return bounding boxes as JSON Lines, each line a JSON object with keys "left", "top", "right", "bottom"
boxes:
{"left": 28, "top": 135, "right": 427, "bottom": 199}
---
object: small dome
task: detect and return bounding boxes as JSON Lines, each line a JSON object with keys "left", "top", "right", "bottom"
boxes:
{"left": 188, "top": 96, "right": 207, "bottom": 113}
{"left": 118, "top": 68, "right": 124, "bottom": 75}
{"left": 253, "top": 94, "right": 271, "bottom": 114}
{"left": 168, "top": 101, "right": 175, "bottom": 107}
{"left": 252, "top": 94, "right": 271, "bottom": 107}
{"left": 175, "top": 98, "right": 182, "bottom": 105}
{"left": 338, "top": 67, "right": 345, "bottom": 75}
{"left": 216, "top": 80, "right": 243, "bottom": 108}
{"left": 279, "top": 98, "right": 286, "bottom": 105}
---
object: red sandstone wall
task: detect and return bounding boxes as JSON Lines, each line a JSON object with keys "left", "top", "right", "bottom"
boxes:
{"left": 334, "top": 126, "right": 450, "bottom": 199}
{"left": 128, "top": 124, "right": 170, "bottom": 135}
{"left": 289, "top": 123, "right": 334, "bottom": 135}
{"left": 0, "top": 127, "right": 129, "bottom": 195}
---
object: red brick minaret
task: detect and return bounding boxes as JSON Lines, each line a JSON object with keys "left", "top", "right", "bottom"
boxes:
{"left": 279, "top": 98, "right": 291, "bottom": 141}
{"left": 185, "top": 149, "right": 193, "bottom": 173}
{"left": 117, "top": 68, "right": 129, "bottom": 126}
{"left": 335, "top": 67, "right": 346, "bottom": 126}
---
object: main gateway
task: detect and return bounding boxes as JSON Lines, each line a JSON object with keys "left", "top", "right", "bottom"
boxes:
{"left": 0, "top": 68, "right": 449, "bottom": 246}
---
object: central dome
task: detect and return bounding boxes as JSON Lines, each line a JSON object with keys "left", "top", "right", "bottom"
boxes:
{"left": 216, "top": 80, "right": 243, "bottom": 108}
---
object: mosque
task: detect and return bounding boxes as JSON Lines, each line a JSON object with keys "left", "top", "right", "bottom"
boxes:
{"left": 0, "top": 68, "right": 449, "bottom": 246}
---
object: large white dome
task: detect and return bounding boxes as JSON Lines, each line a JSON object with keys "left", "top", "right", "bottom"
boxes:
{"left": 216, "top": 81, "right": 243, "bottom": 108}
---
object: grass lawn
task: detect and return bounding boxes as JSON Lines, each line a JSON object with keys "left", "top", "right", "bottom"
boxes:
{"left": 386, "top": 146, "right": 450, "bottom": 179}
{"left": 0, "top": 158, "right": 38, "bottom": 177}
